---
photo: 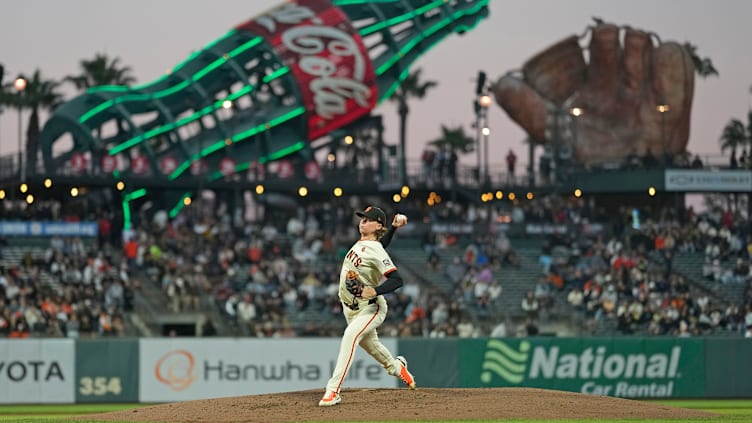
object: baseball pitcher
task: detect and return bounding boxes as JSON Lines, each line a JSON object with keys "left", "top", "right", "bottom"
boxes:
{"left": 319, "top": 206, "right": 415, "bottom": 407}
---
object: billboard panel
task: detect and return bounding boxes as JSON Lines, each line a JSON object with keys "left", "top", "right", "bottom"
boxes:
{"left": 458, "top": 338, "right": 704, "bottom": 398}
{"left": 0, "top": 339, "right": 75, "bottom": 403}
{"left": 75, "top": 339, "right": 139, "bottom": 403}
{"left": 0, "top": 221, "right": 98, "bottom": 237}
{"left": 665, "top": 169, "right": 752, "bottom": 192}
{"left": 139, "top": 338, "right": 398, "bottom": 402}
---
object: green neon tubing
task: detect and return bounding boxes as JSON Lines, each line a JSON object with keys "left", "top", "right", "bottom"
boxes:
{"left": 109, "top": 1, "right": 485, "bottom": 161}
{"left": 121, "top": 187, "right": 147, "bottom": 230}
{"left": 172, "top": 2, "right": 485, "bottom": 179}
{"left": 123, "top": 188, "right": 147, "bottom": 202}
{"left": 80, "top": 36, "right": 262, "bottom": 124}
{"left": 122, "top": 199, "right": 132, "bottom": 230}
{"left": 376, "top": 2, "right": 488, "bottom": 102}
{"left": 100, "top": 1, "right": 486, "bottom": 181}
{"left": 333, "top": 0, "right": 399, "bottom": 5}
{"left": 128, "top": 2, "right": 479, "bottom": 160}
{"left": 109, "top": 67, "right": 290, "bottom": 156}
{"left": 207, "top": 141, "right": 307, "bottom": 181}
{"left": 359, "top": 1, "right": 443, "bottom": 37}
{"left": 106, "top": 1, "right": 483, "bottom": 154}
{"left": 169, "top": 192, "right": 193, "bottom": 218}
{"left": 86, "top": 29, "right": 238, "bottom": 94}
{"left": 169, "top": 107, "right": 306, "bottom": 180}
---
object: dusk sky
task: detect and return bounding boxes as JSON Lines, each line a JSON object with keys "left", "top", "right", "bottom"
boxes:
{"left": 1, "top": 0, "right": 750, "bottom": 171}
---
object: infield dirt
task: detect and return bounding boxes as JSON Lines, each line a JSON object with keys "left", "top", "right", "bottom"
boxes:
{"left": 82, "top": 387, "right": 717, "bottom": 422}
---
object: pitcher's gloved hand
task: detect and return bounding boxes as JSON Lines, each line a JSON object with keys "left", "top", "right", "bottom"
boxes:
{"left": 492, "top": 22, "right": 694, "bottom": 166}
{"left": 345, "top": 270, "right": 364, "bottom": 297}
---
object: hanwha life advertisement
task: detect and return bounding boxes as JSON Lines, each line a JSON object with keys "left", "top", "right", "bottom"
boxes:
{"left": 139, "top": 338, "right": 399, "bottom": 401}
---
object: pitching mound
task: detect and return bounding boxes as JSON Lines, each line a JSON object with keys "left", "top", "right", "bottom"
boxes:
{"left": 82, "top": 388, "right": 715, "bottom": 422}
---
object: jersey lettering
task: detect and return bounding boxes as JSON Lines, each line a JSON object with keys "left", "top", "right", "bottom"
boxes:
{"left": 345, "top": 249, "right": 362, "bottom": 267}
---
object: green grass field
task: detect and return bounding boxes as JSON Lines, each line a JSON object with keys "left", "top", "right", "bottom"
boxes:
{"left": 1, "top": 400, "right": 751, "bottom": 423}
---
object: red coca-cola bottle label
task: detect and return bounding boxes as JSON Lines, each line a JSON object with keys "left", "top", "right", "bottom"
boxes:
{"left": 237, "top": 0, "right": 377, "bottom": 140}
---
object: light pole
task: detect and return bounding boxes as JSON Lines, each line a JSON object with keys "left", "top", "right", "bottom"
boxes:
{"left": 546, "top": 106, "right": 566, "bottom": 183}
{"left": 14, "top": 76, "right": 27, "bottom": 179}
{"left": 472, "top": 70, "right": 487, "bottom": 186}
{"left": 0, "top": 64, "right": 4, "bottom": 163}
{"left": 479, "top": 93, "right": 492, "bottom": 185}
{"left": 545, "top": 98, "right": 579, "bottom": 184}
{"left": 473, "top": 99, "right": 481, "bottom": 184}
{"left": 657, "top": 103, "right": 670, "bottom": 165}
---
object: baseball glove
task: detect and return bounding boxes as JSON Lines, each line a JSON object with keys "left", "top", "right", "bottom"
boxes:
{"left": 492, "top": 20, "right": 694, "bottom": 166}
{"left": 345, "top": 270, "right": 364, "bottom": 297}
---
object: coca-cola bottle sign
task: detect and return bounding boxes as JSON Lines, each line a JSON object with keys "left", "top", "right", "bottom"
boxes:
{"left": 237, "top": 0, "right": 377, "bottom": 140}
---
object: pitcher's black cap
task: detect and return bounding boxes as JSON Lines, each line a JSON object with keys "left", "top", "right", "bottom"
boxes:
{"left": 356, "top": 206, "right": 386, "bottom": 225}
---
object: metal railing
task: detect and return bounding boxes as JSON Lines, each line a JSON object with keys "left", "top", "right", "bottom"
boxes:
{"left": 0, "top": 148, "right": 743, "bottom": 187}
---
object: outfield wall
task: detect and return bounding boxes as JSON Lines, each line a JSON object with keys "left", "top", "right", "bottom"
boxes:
{"left": 1, "top": 337, "right": 750, "bottom": 403}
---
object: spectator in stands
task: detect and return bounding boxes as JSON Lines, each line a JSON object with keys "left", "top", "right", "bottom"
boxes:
{"left": 489, "top": 320, "right": 507, "bottom": 337}
{"left": 567, "top": 286, "right": 584, "bottom": 310}
{"left": 421, "top": 148, "right": 436, "bottom": 184}
{"left": 677, "top": 319, "right": 693, "bottom": 337}
{"left": 538, "top": 239, "right": 553, "bottom": 274}
{"left": 642, "top": 148, "right": 658, "bottom": 168}
{"left": 65, "top": 313, "right": 80, "bottom": 338}
{"left": 598, "top": 284, "right": 618, "bottom": 318}
{"left": 197, "top": 315, "right": 217, "bottom": 336}
{"left": 9, "top": 314, "right": 30, "bottom": 338}
{"left": 456, "top": 317, "right": 476, "bottom": 338}
{"left": 521, "top": 290, "right": 539, "bottom": 320}
{"left": 517, "top": 318, "right": 539, "bottom": 337}
{"left": 730, "top": 150, "right": 739, "bottom": 169}
{"left": 539, "top": 154, "right": 552, "bottom": 184}
{"left": 445, "top": 256, "right": 467, "bottom": 286}
{"left": 533, "top": 276, "right": 553, "bottom": 311}
{"left": 0, "top": 269, "right": 8, "bottom": 295}
{"left": 733, "top": 259, "right": 750, "bottom": 285}
{"left": 506, "top": 149, "right": 517, "bottom": 185}
{"left": 448, "top": 149, "right": 458, "bottom": 183}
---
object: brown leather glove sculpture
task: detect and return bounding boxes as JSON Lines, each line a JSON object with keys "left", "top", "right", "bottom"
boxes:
{"left": 492, "top": 21, "right": 694, "bottom": 166}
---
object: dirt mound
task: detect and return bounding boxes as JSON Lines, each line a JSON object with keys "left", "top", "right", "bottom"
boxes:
{"left": 82, "top": 388, "right": 715, "bottom": 422}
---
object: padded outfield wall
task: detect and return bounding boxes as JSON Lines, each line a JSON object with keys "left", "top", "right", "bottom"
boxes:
{"left": 0, "top": 337, "right": 750, "bottom": 403}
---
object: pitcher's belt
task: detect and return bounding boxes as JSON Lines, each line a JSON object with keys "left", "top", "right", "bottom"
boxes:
{"left": 344, "top": 298, "right": 376, "bottom": 311}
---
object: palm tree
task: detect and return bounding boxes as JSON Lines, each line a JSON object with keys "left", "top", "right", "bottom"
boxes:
{"left": 0, "top": 70, "right": 64, "bottom": 177}
{"left": 430, "top": 124, "right": 476, "bottom": 154}
{"left": 389, "top": 68, "right": 437, "bottom": 182}
{"left": 20, "top": 70, "right": 64, "bottom": 176}
{"left": 720, "top": 118, "right": 746, "bottom": 168}
{"left": 745, "top": 109, "right": 752, "bottom": 152}
{"left": 0, "top": 77, "right": 20, "bottom": 167}
{"left": 65, "top": 53, "right": 136, "bottom": 169}
{"left": 0, "top": 79, "right": 19, "bottom": 111}
{"left": 682, "top": 42, "right": 719, "bottom": 78}
{"left": 65, "top": 53, "right": 136, "bottom": 90}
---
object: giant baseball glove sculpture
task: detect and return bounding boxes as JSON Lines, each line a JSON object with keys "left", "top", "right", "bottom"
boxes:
{"left": 493, "top": 21, "right": 694, "bottom": 166}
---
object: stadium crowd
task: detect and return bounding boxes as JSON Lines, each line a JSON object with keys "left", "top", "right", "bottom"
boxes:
{"left": 1, "top": 190, "right": 750, "bottom": 339}
{"left": 529, "top": 198, "right": 752, "bottom": 337}
{"left": 0, "top": 201, "right": 134, "bottom": 338}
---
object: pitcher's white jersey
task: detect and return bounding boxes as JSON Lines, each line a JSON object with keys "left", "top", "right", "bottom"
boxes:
{"left": 338, "top": 239, "right": 397, "bottom": 305}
